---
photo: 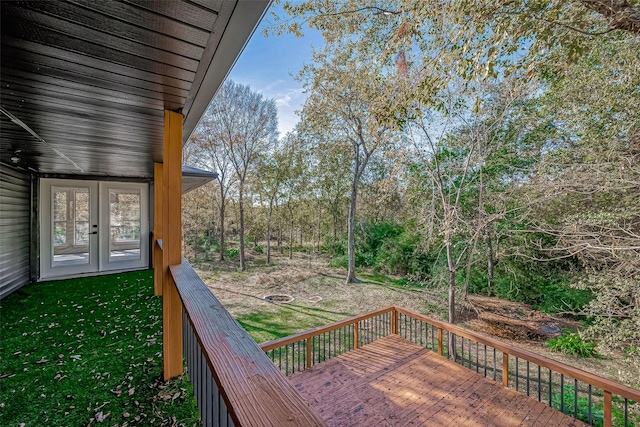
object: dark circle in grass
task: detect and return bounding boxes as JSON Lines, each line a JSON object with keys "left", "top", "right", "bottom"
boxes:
{"left": 263, "top": 294, "right": 294, "bottom": 304}
{"left": 308, "top": 296, "right": 322, "bottom": 303}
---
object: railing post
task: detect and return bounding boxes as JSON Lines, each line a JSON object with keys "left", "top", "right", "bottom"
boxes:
{"left": 503, "top": 352, "right": 509, "bottom": 387}
{"left": 437, "top": 328, "right": 443, "bottom": 356}
{"left": 391, "top": 308, "right": 398, "bottom": 335}
{"left": 354, "top": 321, "right": 359, "bottom": 349}
{"left": 162, "top": 109, "right": 184, "bottom": 381}
{"left": 604, "top": 390, "right": 612, "bottom": 427}
{"left": 306, "top": 337, "right": 312, "bottom": 368}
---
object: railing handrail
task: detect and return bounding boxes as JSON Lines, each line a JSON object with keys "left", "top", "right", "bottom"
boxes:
{"left": 171, "top": 260, "right": 327, "bottom": 427}
{"left": 260, "top": 306, "right": 395, "bottom": 352}
{"left": 393, "top": 305, "right": 640, "bottom": 402}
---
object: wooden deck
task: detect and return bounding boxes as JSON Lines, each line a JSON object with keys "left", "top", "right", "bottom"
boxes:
{"left": 289, "top": 335, "right": 588, "bottom": 426}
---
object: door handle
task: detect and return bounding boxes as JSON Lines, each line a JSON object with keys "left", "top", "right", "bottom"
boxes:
{"left": 90, "top": 231, "right": 98, "bottom": 235}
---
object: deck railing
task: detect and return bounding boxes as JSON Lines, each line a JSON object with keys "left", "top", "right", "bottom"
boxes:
{"left": 261, "top": 305, "right": 640, "bottom": 427}
{"left": 260, "top": 307, "right": 394, "bottom": 375}
{"left": 170, "top": 260, "right": 327, "bottom": 427}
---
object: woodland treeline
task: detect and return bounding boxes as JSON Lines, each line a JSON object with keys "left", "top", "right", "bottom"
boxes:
{"left": 183, "top": 1, "right": 639, "bottom": 380}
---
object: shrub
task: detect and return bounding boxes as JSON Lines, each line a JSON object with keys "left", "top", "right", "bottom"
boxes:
{"left": 253, "top": 245, "right": 264, "bottom": 254}
{"left": 552, "top": 385, "right": 604, "bottom": 426}
{"left": 225, "top": 248, "right": 239, "bottom": 258}
{"left": 329, "top": 255, "right": 348, "bottom": 269}
{"left": 545, "top": 330, "right": 597, "bottom": 358}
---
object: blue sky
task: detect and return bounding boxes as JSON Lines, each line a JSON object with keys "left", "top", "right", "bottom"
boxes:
{"left": 227, "top": 5, "right": 323, "bottom": 137}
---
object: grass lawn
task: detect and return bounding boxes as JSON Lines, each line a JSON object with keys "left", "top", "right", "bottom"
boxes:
{"left": 195, "top": 253, "right": 448, "bottom": 344}
{"left": 0, "top": 270, "right": 198, "bottom": 427}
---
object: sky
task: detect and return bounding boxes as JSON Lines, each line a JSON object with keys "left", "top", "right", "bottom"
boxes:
{"left": 226, "top": 5, "right": 324, "bottom": 138}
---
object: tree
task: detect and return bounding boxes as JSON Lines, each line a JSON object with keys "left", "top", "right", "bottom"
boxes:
{"left": 405, "top": 77, "right": 538, "bottom": 323}
{"left": 298, "top": 48, "right": 395, "bottom": 283}
{"left": 272, "top": 0, "right": 640, "bottom": 123}
{"left": 255, "top": 137, "right": 297, "bottom": 264}
{"left": 278, "top": 132, "right": 307, "bottom": 260}
{"left": 207, "top": 80, "right": 279, "bottom": 271}
{"left": 189, "top": 111, "right": 238, "bottom": 261}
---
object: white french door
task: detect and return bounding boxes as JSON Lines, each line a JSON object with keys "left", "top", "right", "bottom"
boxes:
{"left": 40, "top": 179, "right": 149, "bottom": 279}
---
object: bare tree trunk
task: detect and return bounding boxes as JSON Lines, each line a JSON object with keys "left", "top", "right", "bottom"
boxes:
{"left": 445, "top": 225, "right": 456, "bottom": 324}
{"left": 266, "top": 204, "right": 273, "bottom": 265}
{"left": 463, "top": 233, "right": 479, "bottom": 300}
{"left": 333, "top": 210, "right": 338, "bottom": 245}
{"left": 316, "top": 203, "right": 322, "bottom": 253}
{"left": 346, "top": 171, "right": 359, "bottom": 284}
{"left": 278, "top": 224, "right": 283, "bottom": 254}
{"left": 486, "top": 230, "right": 495, "bottom": 296}
{"left": 238, "top": 183, "right": 246, "bottom": 271}
{"left": 219, "top": 192, "right": 225, "bottom": 261}
{"left": 289, "top": 218, "right": 294, "bottom": 260}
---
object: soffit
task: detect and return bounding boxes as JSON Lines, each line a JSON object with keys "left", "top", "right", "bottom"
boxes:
{"left": 0, "top": 0, "right": 269, "bottom": 178}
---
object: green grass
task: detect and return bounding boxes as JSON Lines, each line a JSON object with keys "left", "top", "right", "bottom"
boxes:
{"left": 236, "top": 303, "right": 350, "bottom": 343}
{"left": 0, "top": 270, "right": 199, "bottom": 427}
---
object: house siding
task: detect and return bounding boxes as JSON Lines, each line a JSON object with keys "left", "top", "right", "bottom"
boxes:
{"left": 0, "top": 164, "right": 32, "bottom": 298}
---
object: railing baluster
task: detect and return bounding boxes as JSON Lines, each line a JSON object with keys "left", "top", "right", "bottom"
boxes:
{"left": 484, "top": 345, "right": 487, "bottom": 377}
{"left": 493, "top": 348, "right": 497, "bottom": 381}
{"left": 588, "top": 384, "right": 592, "bottom": 425}
{"left": 526, "top": 361, "right": 530, "bottom": 397}
{"left": 213, "top": 377, "right": 220, "bottom": 426}
{"left": 204, "top": 364, "right": 211, "bottom": 427}
{"left": 573, "top": 378, "right": 578, "bottom": 419}
{"left": 515, "top": 357, "right": 519, "bottom": 392}
{"left": 476, "top": 343, "right": 479, "bottom": 373}
{"left": 624, "top": 397, "right": 628, "bottom": 427}
{"left": 549, "top": 369, "right": 553, "bottom": 407}
{"left": 354, "top": 321, "right": 359, "bottom": 349}
{"left": 538, "top": 365, "right": 542, "bottom": 402}
{"left": 220, "top": 393, "right": 228, "bottom": 427}
{"left": 285, "top": 343, "right": 289, "bottom": 375}
{"left": 560, "top": 374, "right": 564, "bottom": 414}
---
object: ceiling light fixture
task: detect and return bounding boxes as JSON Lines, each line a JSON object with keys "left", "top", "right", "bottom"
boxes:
{"left": 10, "top": 149, "right": 21, "bottom": 164}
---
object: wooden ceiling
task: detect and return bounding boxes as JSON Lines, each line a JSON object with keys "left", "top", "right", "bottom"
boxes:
{"left": 0, "top": 0, "right": 270, "bottom": 178}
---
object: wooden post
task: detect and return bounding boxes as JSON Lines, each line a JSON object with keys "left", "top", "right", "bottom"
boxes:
{"left": 162, "top": 110, "right": 183, "bottom": 381}
{"left": 502, "top": 352, "right": 509, "bottom": 387}
{"left": 437, "top": 328, "right": 443, "bottom": 356}
{"left": 153, "top": 162, "right": 163, "bottom": 296}
{"left": 354, "top": 321, "right": 359, "bottom": 349}
{"left": 306, "top": 337, "right": 312, "bottom": 368}
{"left": 391, "top": 308, "right": 398, "bottom": 335}
{"left": 604, "top": 390, "right": 612, "bottom": 427}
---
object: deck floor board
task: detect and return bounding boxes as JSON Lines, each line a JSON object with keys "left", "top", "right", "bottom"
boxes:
{"left": 289, "top": 335, "right": 588, "bottom": 426}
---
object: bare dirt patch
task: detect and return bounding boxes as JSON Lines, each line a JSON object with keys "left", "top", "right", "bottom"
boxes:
{"left": 463, "top": 295, "right": 581, "bottom": 342}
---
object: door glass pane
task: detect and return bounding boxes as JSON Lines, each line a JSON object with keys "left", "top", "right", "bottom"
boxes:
{"left": 109, "top": 190, "right": 141, "bottom": 262}
{"left": 52, "top": 186, "right": 90, "bottom": 267}
{"left": 54, "top": 191, "right": 66, "bottom": 221}
{"left": 54, "top": 222, "right": 67, "bottom": 245}
{"left": 74, "top": 190, "right": 89, "bottom": 245}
